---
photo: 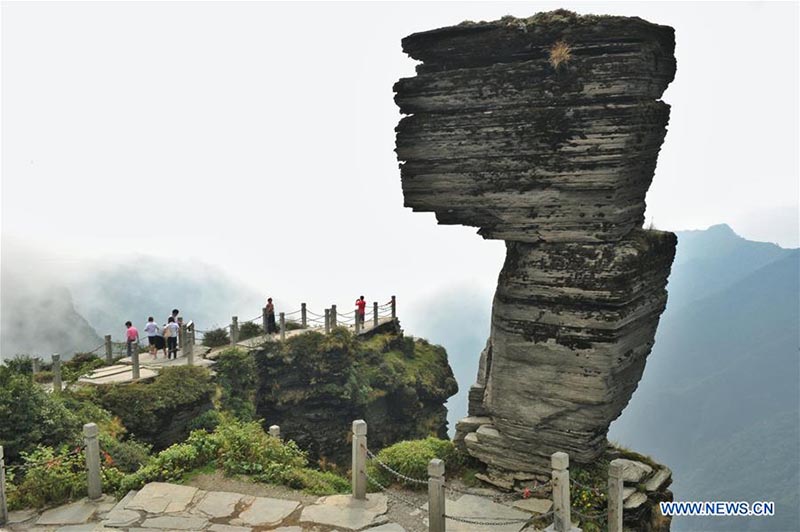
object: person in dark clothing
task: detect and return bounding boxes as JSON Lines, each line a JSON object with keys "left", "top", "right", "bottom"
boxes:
{"left": 266, "top": 298, "right": 277, "bottom": 334}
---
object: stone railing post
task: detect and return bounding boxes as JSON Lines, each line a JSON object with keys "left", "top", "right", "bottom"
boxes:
{"left": 32, "top": 356, "right": 40, "bottom": 375}
{"left": 0, "top": 445, "right": 8, "bottom": 525}
{"left": 324, "top": 309, "right": 331, "bottom": 333}
{"left": 83, "top": 423, "right": 102, "bottom": 500}
{"left": 269, "top": 425, "right": 281, "bottom": 439}
{"left": 351, "top": 420, "right": 367, "bottom": 500}
{"left": 131, "top": 348, "right": 140, "bottom": 380}
{"left": 391, "top": 295, "right": 396, "bottom": 318}
{"left": 279, "top": 312, "right": 286, "bottom": 341}
{"left": 427, "top": 458, "right": 446, "bottom": 532}
{"left": 550, "top": 452, "right": 574, "bottom": 532}
{"left": 104, "top": 335, "right": 113, "bottom": 362}
{"left": 355, "top": 311, "right": 361, "bottom": 334}
{"left": 331, "top": 305, "right": 338, "bottom": 328}
{"left": 608, "top": 459, "right": 624, "bottom": 532}
{"left": 373, "top": 302, "right": 379, "bottom": 327}
{"left": 52, "top": 354, "right": 62, "bottom": 393}
{"left": 301, "top": 303, "right": 307, "bottom": 328}
{"left": 262, "top": 307, "right": 269, "bottom": 333}
{"left": 185, "top": 324, "right": 194, "bottom": 366}
{"left": 178, "top": 319, "right": 185, "bottom": 350}
{"left": 230, "top": 316, "right": 239, "bottom": 345}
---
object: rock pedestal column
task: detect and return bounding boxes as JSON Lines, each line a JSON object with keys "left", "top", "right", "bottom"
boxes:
{"left": 395, "top": 10, "right": 677, "bottom": 478}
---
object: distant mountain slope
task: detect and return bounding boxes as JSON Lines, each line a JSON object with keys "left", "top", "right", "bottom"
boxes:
{"left": 0, "top": 279, "right": 102, "bottom": 362}
{"left": 611, "top": 241, "right": 799, "bottom": 531}
{"left": 69, "top": 257, "right": 264, "bottom": 342}
{"left": 664, "top": 223, "right": 791, "bottom": 306}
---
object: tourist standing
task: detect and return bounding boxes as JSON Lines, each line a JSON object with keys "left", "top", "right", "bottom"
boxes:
{"left": 125, "top": 321, "right": 139, "bottom": 359}
{"left": 170, "top": 309, "right": 180, "bottom": 348}
{"left": 143, "top": 317, "right": 160, "bottom": 358}
{"left": 355, "top": 296, "right": 367, "bottom": 326}
{"left": 165, "top": 317, "right": 180, "bottom": 359}
{"left": 266, "top": 298, "right": 276, "bottom": 334}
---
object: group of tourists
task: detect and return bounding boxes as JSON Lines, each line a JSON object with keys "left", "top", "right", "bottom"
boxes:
{"left": 263, "top": 295, "right": 369, "bottom": 333}
{"left": 122, "top": 296, "right": 372, "bottom": 360}
{"left": 124, "top": 309, "right": 182, "bottom": 360}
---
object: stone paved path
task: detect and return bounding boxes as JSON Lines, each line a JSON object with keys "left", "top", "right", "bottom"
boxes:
{"left": 2, "top": 480, "right": 548, "bottom": 532}
{"left": 3, "top": 482, "right": 398, "bottom": 532}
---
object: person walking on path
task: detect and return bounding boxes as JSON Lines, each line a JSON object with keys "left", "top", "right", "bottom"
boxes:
{"left": 170, "top": 309, "right": 180, "bottom": 348}
{"left": 125, "top": 321, "right": 139, "bottom": 359}
{"left": 266, "top": 298, "right": 277, "bottom": 334}
{"left": 165, "top": 317, "right": 180, "bottom": 359}
{"left": 355, "top": 296, "right": 367, "bottom": 327}
{"left": 143, "top": 317, "right": 161, "bottom": 358}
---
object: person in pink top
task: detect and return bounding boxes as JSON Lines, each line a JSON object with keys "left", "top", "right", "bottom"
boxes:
{"left": 125, "top": 321, "right": 139, "bottom": 359}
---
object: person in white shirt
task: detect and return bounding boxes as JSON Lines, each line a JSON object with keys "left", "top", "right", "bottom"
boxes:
{"left": 143, "top": 317, "right": 162, "bottom": 358}
{"left": 165, "top": 316, "right": 180, "bottom": 359}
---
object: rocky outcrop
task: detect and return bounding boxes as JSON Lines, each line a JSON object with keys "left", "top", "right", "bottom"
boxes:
{"left": 395, "top": 9, "right": 677, "bottom": 479}
{"left": 252, "top": 327, "right": 458, "bottom": 466}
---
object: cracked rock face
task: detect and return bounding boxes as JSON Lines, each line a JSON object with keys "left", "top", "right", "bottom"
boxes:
{"left": 394, "top": 10, "right": 677, "bottom": 476}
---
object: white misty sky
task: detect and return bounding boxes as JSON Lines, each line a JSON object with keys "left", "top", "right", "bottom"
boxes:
{"left": 1, "top": 1, "right": 798, "bottom": 324}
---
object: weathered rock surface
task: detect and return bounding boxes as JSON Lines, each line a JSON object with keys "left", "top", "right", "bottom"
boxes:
{"left": 395, "top": 8, "right": 677, "bottom": 478}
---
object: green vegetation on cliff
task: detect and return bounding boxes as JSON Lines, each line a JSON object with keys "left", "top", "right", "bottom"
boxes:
{"left": 218, "top": 327, "right": 458, "bottom": 467}
{"left": 1, "top": 325, "right": 458, "bottom": 510}
{"left": 93, "top": 366, "right": 216, "bottom": 449}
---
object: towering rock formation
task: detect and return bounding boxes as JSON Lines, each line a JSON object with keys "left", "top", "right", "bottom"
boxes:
{"left": 394, "top": 10, "right": 677, "bottom": 480}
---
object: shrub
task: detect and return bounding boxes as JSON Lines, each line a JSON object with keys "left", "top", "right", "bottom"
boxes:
{"left": 95, "top": 366, "right": 215, "bottom": 448}
{"left": 99, "top": 433, "right": 152, "bottom": 473}
{"left": 116, "top": 417, "right": 348, "bottom": 496}
{"left": 33, "top": 370, "right": 53, "bottom": 384}
{"left": 62, "top": 353, "right": 106, "bottom": 383}
{"left": 6, "top": 445, "right": 90, "bottom": 510}
{"left": 188, "top": 409, "right": 222, "bottom": 432}
{"left": 238, "top": 321, "right": 263, "bottom": 341}
{"left": 202, "top": 328, "right": 230, "bottom": 348}
{"left": 213, "top": 418, "right": 306, "bottom": 480}
{"left": 119, "top": 440, "right": 207, "bottom": 492}
{"left": 214, "top": 348, "right": 257, "bottom": 420}
{"left": 283, "top": 467, "right": 350, "bottom": 495}
{"left": 285, "top": 320, "right": 305, "bottom": 331}
{"left": 0, "top": 368, "right": 82, "bottom": 459}
{"left": 3, "top": 356, "right": 34, "bottom": 374}
{"left": 368, "top": 437, "right": 465, "bottom": 489}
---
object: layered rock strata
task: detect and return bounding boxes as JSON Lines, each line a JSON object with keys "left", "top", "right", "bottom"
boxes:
{"left": 395, "top": 10, "right": 677, "bottom": 477}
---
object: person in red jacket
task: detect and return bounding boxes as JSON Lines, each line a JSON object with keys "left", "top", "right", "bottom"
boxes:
{"left": 355, "top": 295, "right": 367, "bottom": 326}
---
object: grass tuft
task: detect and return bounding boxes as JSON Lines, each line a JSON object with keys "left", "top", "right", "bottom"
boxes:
{"left": 549, "top": 40, "right": 572, "bottom": 69}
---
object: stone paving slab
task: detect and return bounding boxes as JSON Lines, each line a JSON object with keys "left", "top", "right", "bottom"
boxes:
{"left": 78, "top": 367, "right": 158, "bottom": 385}
{"left": 236, "top": 496, "right": 300, "bottom": 527}
{"left": 7, "top": 508, "right": 38, "bottom": 524}
{"left": 191, "top": 491, "right": 251, "bottom": 519}
{"left": 54, "top": 524, "right": 114, "bottom": 532}
{"left": 366, "top": 524, "right": 406, "bottom": 532}
{"left": 139, "top": 515, "right": 209, "bottom": 529}
{"left": 126, "top": 483, "right": 199, "bottom": 514}
{"left": 511, "top": 497, "right": 552, "bottom": 514}
{"left": 37, "top": 500, "right": 99, "bottom": 526}
{"left": 299, "top": 493, "right": 388, "bottom": 531}
{"left": 208, "top": 525, "right": 253, "bottom": 532}
{"left": 443, "top": 494, "right": 530, "bottom": 532}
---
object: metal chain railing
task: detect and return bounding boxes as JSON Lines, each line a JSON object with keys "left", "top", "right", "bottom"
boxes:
{"left": 444, "top": 513, "right": 537, "bottom": 526}
{"left": 364, "top": 446, "right": 428, "bottom": 486}
{"left": 364, "top": 469, "right": 428, "bottom": 512}
{"left": 570, "top": 477, "right": 606, "bottom": 495}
